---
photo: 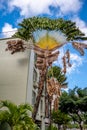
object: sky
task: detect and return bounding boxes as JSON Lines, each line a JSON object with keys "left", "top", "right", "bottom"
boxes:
{"left": 0, "top": 0, "right": 87, "bottom": 89}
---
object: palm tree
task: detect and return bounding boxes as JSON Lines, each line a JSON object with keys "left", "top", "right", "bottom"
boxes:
{"left": 0, "top": 100, "right": 37, "bottom": 130}
{"left": 48, "top": 66, "right": 68, "bottom": 87}
{"left": 5, "top": 17, "right": 87, "bottom": 122}
{"left": 44, "top": 66, "right": 68, "bottom": 128}
{"left": 47, "top": 66, "right": 68, "bottom": 110}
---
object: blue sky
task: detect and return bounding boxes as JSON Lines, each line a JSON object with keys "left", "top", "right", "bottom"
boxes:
{"left": 0, "top": 0, "right": 87, "bottom": 89}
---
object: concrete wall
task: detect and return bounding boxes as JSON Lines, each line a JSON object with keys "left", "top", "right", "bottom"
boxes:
{"left": 0, "top": 38, "right": 46, "bottom": 130}
{"left": 26, "top": 50, "right": 34, "bottom": 105}
{"left": 0, "top": 38, "right": 29, "bottom": 105}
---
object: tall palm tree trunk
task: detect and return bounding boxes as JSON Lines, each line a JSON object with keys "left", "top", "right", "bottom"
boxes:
{"left": 32, "top": 74, "right": 45, "bottom": 121}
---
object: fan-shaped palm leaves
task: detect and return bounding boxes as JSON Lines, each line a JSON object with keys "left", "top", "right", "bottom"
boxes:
{"left": 0, "top": 100, "right": 37, "bottom": 130}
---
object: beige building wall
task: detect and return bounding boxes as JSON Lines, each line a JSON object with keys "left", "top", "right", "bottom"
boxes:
{"left": 0, "top": 38, "right": 29, "bottom": 105}
{"left": 0, "top": 38, "right": 46, "bottom": 130}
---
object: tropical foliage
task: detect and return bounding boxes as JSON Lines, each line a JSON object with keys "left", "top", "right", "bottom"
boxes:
{"left": 59, "top": 87, "right": 87, "bottom": 130}
{"left": 0, "top": 100, "right": 38, "bottom": 130}
{"left": 13, "top": 17, "right": 87, "bottom": 41}
{"left": 48, "top": 66, "right": 68, "bottom": 86}
{"left": 46, "top": 66, "right": 68, "bottom": 112}
{"left": 46, "top": 125, "right": 57, "bottom": 130}
{"left": 5, "top": 17, "right": 87, "bottom": 123}
{"left": 52, "top": 110, "right": 71, "bottom": 130}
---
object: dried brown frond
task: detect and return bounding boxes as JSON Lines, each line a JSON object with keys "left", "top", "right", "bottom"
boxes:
{"left": 72, "top": 42, "right": 84, "bottom": 55}
{"left": 6, "top": 40, "right": 26, "bottom": 54}
{"left": 54, "top": 97, "right": 59, "bottom": 111}
{"left": 66, "top": 50, "right": 72, "bottom": 67}
{"left": 62, "top": 56, "right": 66, "bottom": 73}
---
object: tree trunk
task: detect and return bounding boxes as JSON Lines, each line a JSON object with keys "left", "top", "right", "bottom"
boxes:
{"left": 10, "top": 125, "right": 13, "bottom": 130}
{"left": 79, "top": 122, "right": 83, "bottom": 130}
{"left": 32, "top": 75, "right": 45, "bottom": 121}
{"left": 63, "top": 125, "right": 67, "bottom": 130}
{"left": 58, "top": 124, "right": 61, "bottom": 130}
{"left": 77, "top": 112, "right": 83, "bottom": 130}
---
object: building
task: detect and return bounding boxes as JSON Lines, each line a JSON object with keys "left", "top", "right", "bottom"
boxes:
{"left": 0, "top": 38, "right": 46, "bottom": 130}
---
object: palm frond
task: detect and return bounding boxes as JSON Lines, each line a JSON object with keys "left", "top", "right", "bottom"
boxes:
{"left": 0, "top": 100, "right": 17, "bottom": 114}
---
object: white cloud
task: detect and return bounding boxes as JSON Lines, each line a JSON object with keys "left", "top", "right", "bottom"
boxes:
{"left": 8, "top": 0, "right": 53, "bottom": 17}
{"left": 72, "top": 17, "right": 87, "bottom": 37}
{"left": 8, "top": 0, "right": 82, "bottom": 17}
{"left": 2, "top": 23, "right": 17, "bottom": 38}
{"left": 55, "top": 0, "right": 82, "bottom": 15}
{"left": 66, "top": 53, "right": 83, "bottom": 74}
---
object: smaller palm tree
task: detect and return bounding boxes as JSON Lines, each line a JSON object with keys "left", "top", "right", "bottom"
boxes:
{"left": 0, "top": 100, "right": 37, "bottom": 130}
{"left": 48, "top": 66, "right": 68, "bottom": 87}
{"left": 47, "top": 66, "right": 68, "bottom": 111}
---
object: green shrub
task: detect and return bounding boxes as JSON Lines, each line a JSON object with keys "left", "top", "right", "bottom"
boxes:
{"left": 46, "top": 125, "right": 57, "bottom": 130}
